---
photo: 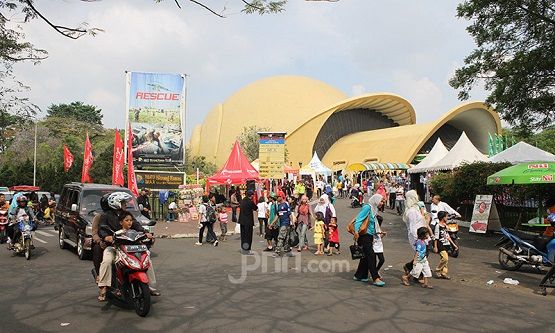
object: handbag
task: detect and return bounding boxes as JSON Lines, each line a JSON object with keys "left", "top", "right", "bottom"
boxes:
{"left": 349, "top": 241, "right": 365, "bottom": 260}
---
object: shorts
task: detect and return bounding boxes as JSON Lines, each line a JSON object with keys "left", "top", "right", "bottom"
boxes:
{"left": 329, "top": 241, "right": 340, "bottom": 250}
{"left": 265, "top": 225, "right": 278, "bottom": 241}
{"left": 410, "top": 260, "right": 432, "bottom": 278}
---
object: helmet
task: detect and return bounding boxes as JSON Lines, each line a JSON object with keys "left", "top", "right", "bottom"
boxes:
{"left": 107, "top": 192, "right": 132, "bottom": 210}
{"left": 16, "top": 196, "right": 28, "bottom": 203}
{"left": 100, "top": 193, "right": 111, "bottom": 212}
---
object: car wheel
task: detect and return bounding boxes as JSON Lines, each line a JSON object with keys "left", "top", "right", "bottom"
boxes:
{"left": 77, "top": 233, "right": 90, "bottom": 260}
{"left": 59, "top": 226, "right": 67, "bottom": 249}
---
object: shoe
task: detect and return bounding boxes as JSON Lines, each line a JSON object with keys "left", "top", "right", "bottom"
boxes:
{"left": 149, "top": 287, "right": 161, "bottom": 296}
{"left": 263, "top": 247, "right": 273, "bottom": 252}
{"left": 194, "top": 242, "right": 202, "bottom": 246}
{"left": 214, "top": 240, "right": 219, "bottom": 247}
{"left": 373, "top": 280, "right": 386, "bottom": 287}
{"left": 353, "top": 276, "right": 369, "bottom": 283}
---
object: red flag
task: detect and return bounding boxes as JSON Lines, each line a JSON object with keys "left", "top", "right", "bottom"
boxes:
{"left": 81, "top": 134, "right": 94, "bottom": 183}
{"left": 63, "top": 145, "right": 74, "bottom": 172}
{"left": 127, "top": 124, "right": 139, "bottom": 197}
{"left": 112, "top": 129, "right": 125, "bottom": 186}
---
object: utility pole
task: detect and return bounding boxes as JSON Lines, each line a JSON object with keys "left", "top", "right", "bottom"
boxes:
{"left": 33, "top": 121, "right": 37, "bottom": 187}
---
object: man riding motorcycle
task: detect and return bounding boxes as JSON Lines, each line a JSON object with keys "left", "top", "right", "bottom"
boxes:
{"left": 91, "top": 194, "right": 111, "bottom": 277}
{"left": 7, "top": 196, "right": 35, "bottom": 249}
{"left": 97, "top": 192, "right": 160, "bottom": 301}
{"left": 430, "top": 195, "right": 461, "bottom": 224}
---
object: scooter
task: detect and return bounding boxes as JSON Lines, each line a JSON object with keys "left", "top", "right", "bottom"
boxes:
{"left": 497, "top": 227, "right": 555, "bottom": 272}
{"left": 350, "top": 195, "right": 362, "bottom": 208}
{"left": 93, "top": 228, "right": 153, "bottom": 317}
{"left": 446, "top": 214, "right": 460, "bottom": 257}
{"left": 0, "top": 208, "right": 8, "bottom": 243}
{"left": 10, "top": 217, "right": 35, "bottom": 260}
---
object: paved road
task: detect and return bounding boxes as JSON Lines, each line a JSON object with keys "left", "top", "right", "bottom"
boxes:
{"left": 1, "top": 198, "right": 553, "bottom": 333}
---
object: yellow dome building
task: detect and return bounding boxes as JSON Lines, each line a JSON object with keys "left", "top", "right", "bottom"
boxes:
{"left": 189, "top": 75, "right": 501, "bottom": 170}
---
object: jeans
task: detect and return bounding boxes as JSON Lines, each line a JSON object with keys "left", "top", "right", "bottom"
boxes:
{"left": 354, "top": 233, "right": 379, "bottom": 281}
{"left": 396, "top": 200, "right": 405, "bottom": 215}
{"left": 275, "top": 225, "right": 290, "bottom": 256}
{"left": 297, "top": 223, "right": 308, "bottom": 248}
{"left": 199, "top": 222, "right": 216, "bottom": 243}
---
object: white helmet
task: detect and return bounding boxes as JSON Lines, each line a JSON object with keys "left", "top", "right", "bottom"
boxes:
{"left": 107, "top": 192, "right": 133, "bottom": 210}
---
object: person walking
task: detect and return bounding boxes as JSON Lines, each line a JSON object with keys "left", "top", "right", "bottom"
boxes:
{"left": 295, "top": 195, "right": 313, "bottom": 252}
{"left": 350, "top": 204, "right": 385, "bottom": 287}
{"left": 314, "top": 195, "right": 336, "bottom": 253}
{"left": 195, "top": 195, "right": 218, "bottom": 246}
{"left": 395, "top": 183, "right": 406, "bottom": 215}
{"left": 230, "top": 188, "right": 240, "bottom": 223}
{"left": 238, "top": 190, "right": 257, "bottom": 255}
{"left": 402, "top": 190, "right": 428, "bottom": 275}
{"left": 272, "top": 193, "right": 294, "bottom": 257}
{"left": 257, "top": 196, "right": 269, "bottom": 237}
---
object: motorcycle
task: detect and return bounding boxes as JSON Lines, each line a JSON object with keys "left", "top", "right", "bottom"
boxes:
{"left": 497, "top": 227, "right": 555, "bottom": 273}
{"left": 445, "top": 214, "right": 460, "bottom": 257}
{"left": 0, "top": 208, "right": 8, "bottom": 243}
{"left": 10, "top": 217, "right": 35, "bottom": 260}
{"left": 350, "top": 195, "right": 362, "bottom": 208}
{"left": 93, "top": 228, "right": 153, "bottom": 317}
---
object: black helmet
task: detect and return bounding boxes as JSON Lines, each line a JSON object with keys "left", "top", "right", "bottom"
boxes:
{"left": 100, "top": 193, "right": 110, "bottom": 212}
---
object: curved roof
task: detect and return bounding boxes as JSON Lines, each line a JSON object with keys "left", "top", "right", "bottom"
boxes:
{"left": 321, "top": 101, "right": 501, "bottom": 167}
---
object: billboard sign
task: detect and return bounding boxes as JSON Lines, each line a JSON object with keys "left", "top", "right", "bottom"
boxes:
{"left": 126, "top": 71, "right": 186, "bottom": 165}
{"left": 258, "top": 132, "right": 286, "bottom": 179}
{"left": 135, "top": 170, "right": 186, "bottom": 190}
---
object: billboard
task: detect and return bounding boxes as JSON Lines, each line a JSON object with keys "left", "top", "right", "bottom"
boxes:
{"left": 258, "top": 132, "right": 286, "bottom": 179}
{"left": 126, "top": 71, "right": 186, "bottom": 165}
{"left": 135, "top": 170, "right": 186, "bottom": 190}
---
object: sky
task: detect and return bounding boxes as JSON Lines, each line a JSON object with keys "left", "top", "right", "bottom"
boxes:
{"left": 12, "top": 0, "right": 487, "bottom": 140}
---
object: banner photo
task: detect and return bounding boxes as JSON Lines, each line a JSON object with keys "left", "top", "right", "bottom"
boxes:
{"left": 469, "top": 194, "right": 493, "bottom": 233}
{"left": 135, "top": 171, "right": 185, "bottom": 190}
{"left": 126, "top": 71, "right": 185, "bottom": 165}
{"left": 258, "top": 132, "right": 286, "bottom": 179}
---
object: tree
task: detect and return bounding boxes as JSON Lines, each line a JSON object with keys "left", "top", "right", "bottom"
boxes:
{"left": 450, "top": 1, "right": 555, "bottom": 131}
{"left": 503, "top": 125, "right": 555, "bottom": 154}
{"left": 46, "top": 102, "right": 103, "bottom": 126}
{"left": 236, "top": 125, "right": 269, "bottom": 162}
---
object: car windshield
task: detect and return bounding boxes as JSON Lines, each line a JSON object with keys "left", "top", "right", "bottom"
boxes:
{"left": 80, "top": 189, "right": 139, "bottom": 214}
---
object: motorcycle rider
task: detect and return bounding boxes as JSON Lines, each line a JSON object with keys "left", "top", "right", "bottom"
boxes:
{"left": 97, "top": 192, "right": 160, "bottom": 301}
{"left": 7, "top": 196, "right": 35, "bottom": 249}
{"left": 430, "top": 195, "right": 461, "bottom": 225}
{"left": 0, "top": 193, "right": 9, "bottom": 210}
{"left": 91, "top": 194, "right": 111, "bottom": 278}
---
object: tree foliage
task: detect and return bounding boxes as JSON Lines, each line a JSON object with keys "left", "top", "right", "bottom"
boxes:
{"left": 236, "top": 125, "right": 269, "bottom": 162}
{"left": 46, "top": 101, "right": 104, "bottom": 126}
{"left": 450, "top": 0, "right": 555, "bottom": 131}
{"left": 503, "top": 125, "right": 555, "bottom": 154}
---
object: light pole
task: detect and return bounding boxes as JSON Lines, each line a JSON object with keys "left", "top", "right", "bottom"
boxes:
{"left": 33, "top": 120, "right": 37, "bottom": 187}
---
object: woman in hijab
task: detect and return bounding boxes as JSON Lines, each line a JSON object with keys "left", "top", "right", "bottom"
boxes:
{"left": 351, "top": 203, "right": 385, "bottom": 287}
{"left": 314, "top": 195, "right": 337, "bottom": 252}
{"left": 402, "top": 190, "right": 427, "bottom": 274}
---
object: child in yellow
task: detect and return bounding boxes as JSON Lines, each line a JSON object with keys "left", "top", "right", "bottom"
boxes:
{"left": 313, "top": 211, "right": 325, "bottom": 255}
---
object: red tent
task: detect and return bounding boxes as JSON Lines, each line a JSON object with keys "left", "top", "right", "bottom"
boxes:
{"left": 208, "top": 141, "right": 259, "bottom": 185}
{"left": 9, "top": 185, "right": 40, "bottom": 192}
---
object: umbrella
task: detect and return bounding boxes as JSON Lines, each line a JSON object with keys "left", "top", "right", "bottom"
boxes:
{"left": 487, "top": 162, "right": 555, "bottom": 185}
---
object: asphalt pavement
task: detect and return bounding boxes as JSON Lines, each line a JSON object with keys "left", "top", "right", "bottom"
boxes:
{"left": 1, "top": 198, "right": 554, "bottom": 333}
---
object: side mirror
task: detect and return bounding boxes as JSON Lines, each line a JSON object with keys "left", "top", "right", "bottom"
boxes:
{"left": 139, "top": 204, "right": 144, "bottom": 210}
{"left": 71, "top": 204, "right": 78, "bottom": 212}
{"left": 148, "top": 220, "right": 157, "bottom": 226}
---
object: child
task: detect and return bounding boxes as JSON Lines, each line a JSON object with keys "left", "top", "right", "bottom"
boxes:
{"left": 373, "top": 215, "right": 386, "bottom": 276}
{"left": 217, "top": 206, "right": 229, "bottom": 241}
{"left": 327, "top": 218, "right": 340, "bottom": 255}
{"left": 313, "top": 211, "right": 325, "bottom": 255}
{"left": 402, "top": 227, "right": 433, "bottom": 289}
{"left": 433, "top": 211, "right": 459, "bottom": 279}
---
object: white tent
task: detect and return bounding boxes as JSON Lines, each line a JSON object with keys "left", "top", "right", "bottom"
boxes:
{"left": 408, "top": 138, "right": 449, "bottom": 174}
{"left": 489, "top": 141, "right": 555, "bottom": 164}
{"left": 300, "top": 152, "right": 332, "bottom": 178}
{"left": 428, "top": 132, "right": 488, "bottom": 171}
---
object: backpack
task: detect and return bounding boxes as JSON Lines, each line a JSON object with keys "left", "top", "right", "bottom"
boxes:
{"left": 204, "top": 203, "right": 216, "bottom": 223}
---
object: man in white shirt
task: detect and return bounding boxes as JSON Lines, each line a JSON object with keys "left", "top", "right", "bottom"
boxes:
{"left": 430, "top": 195, "right": 461, "bottom": 222}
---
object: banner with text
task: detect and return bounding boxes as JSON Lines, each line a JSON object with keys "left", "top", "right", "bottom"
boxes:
{"left": 126, "top": 71, "right": 185, "bottom": 165}
{"left": 135, "top": 171, "right": 186, "bottom": 190}
{"left": 258, "top": 132, "right": 286, "bottom": 179}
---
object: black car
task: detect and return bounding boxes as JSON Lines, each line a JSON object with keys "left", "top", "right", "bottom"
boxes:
{"left": 55, "top": 183, "right": 156, "bottom": 260}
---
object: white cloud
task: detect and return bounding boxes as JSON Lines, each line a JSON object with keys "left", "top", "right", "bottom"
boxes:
{"left": 392, "top": 71, "right": 443, "bottom": 123}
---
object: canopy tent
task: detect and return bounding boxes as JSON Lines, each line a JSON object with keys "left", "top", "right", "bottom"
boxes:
{"left": 9, "top": 185, "right": 40, "bottom": 192}
{"left": 428, "top": 132, "right": 488, "bottom": 171}
{"left": 305, "top": 152, "right": 332, "bottom": 176}
{"left": 487, "top": 162, "right": 555, "bottom": 185}
{"left": 207, "top": 141, "right": 259, "bottom": 185}
{"left": 408, "top": 138, "right": 449, "bottom": 174}
{"left": 346, "top": 162, "right": 413, "bottom": 172}
{"left": 489, "top": 141, "right": 555, "bottom": 164}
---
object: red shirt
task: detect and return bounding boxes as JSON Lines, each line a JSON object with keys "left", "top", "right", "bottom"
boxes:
{"left": 329, "top": 224, "right": 339, "bottom": 243}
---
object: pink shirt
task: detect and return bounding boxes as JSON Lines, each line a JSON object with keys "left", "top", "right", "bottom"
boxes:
{"left": 219, "top": 212, "right": 228, "bottom": 223}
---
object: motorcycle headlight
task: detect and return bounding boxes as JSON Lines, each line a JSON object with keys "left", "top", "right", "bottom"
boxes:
{"left": 23, "top": 225, "right": 32, "bottom": 232}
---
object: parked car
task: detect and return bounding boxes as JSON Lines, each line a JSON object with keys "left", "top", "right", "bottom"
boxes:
{"left": 56, "top": 183, "right": 156, "bottom": 260}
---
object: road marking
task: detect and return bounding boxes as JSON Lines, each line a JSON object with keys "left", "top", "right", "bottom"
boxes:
{"left": 47, "top": 229, "right": 58, "bottom": 235}
{"left": 34, "top": 237, "right": 47, "bottom": 244}
{"left": 36, "top": 230, "right": 54, "bottom": 237}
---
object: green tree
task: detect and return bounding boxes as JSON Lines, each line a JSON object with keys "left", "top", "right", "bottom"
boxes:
{"left": 236, "top": 125, "right": 270, "bottom": 162}
{"left": 46, "top": 102, "right": 103, "bottom": 126}
{"left": 450, "top": 1, "right": 555, "bottom": 131}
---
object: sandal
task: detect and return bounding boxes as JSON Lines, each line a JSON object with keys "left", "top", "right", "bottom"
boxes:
{"left": 422, "top": 284, "right": 434, "bottom": 289}
{"left": 97, "top": 289, "right": 107, "bottom": 302}
{"left": 401, "top": 276, "right": 410, "bottom": 286}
